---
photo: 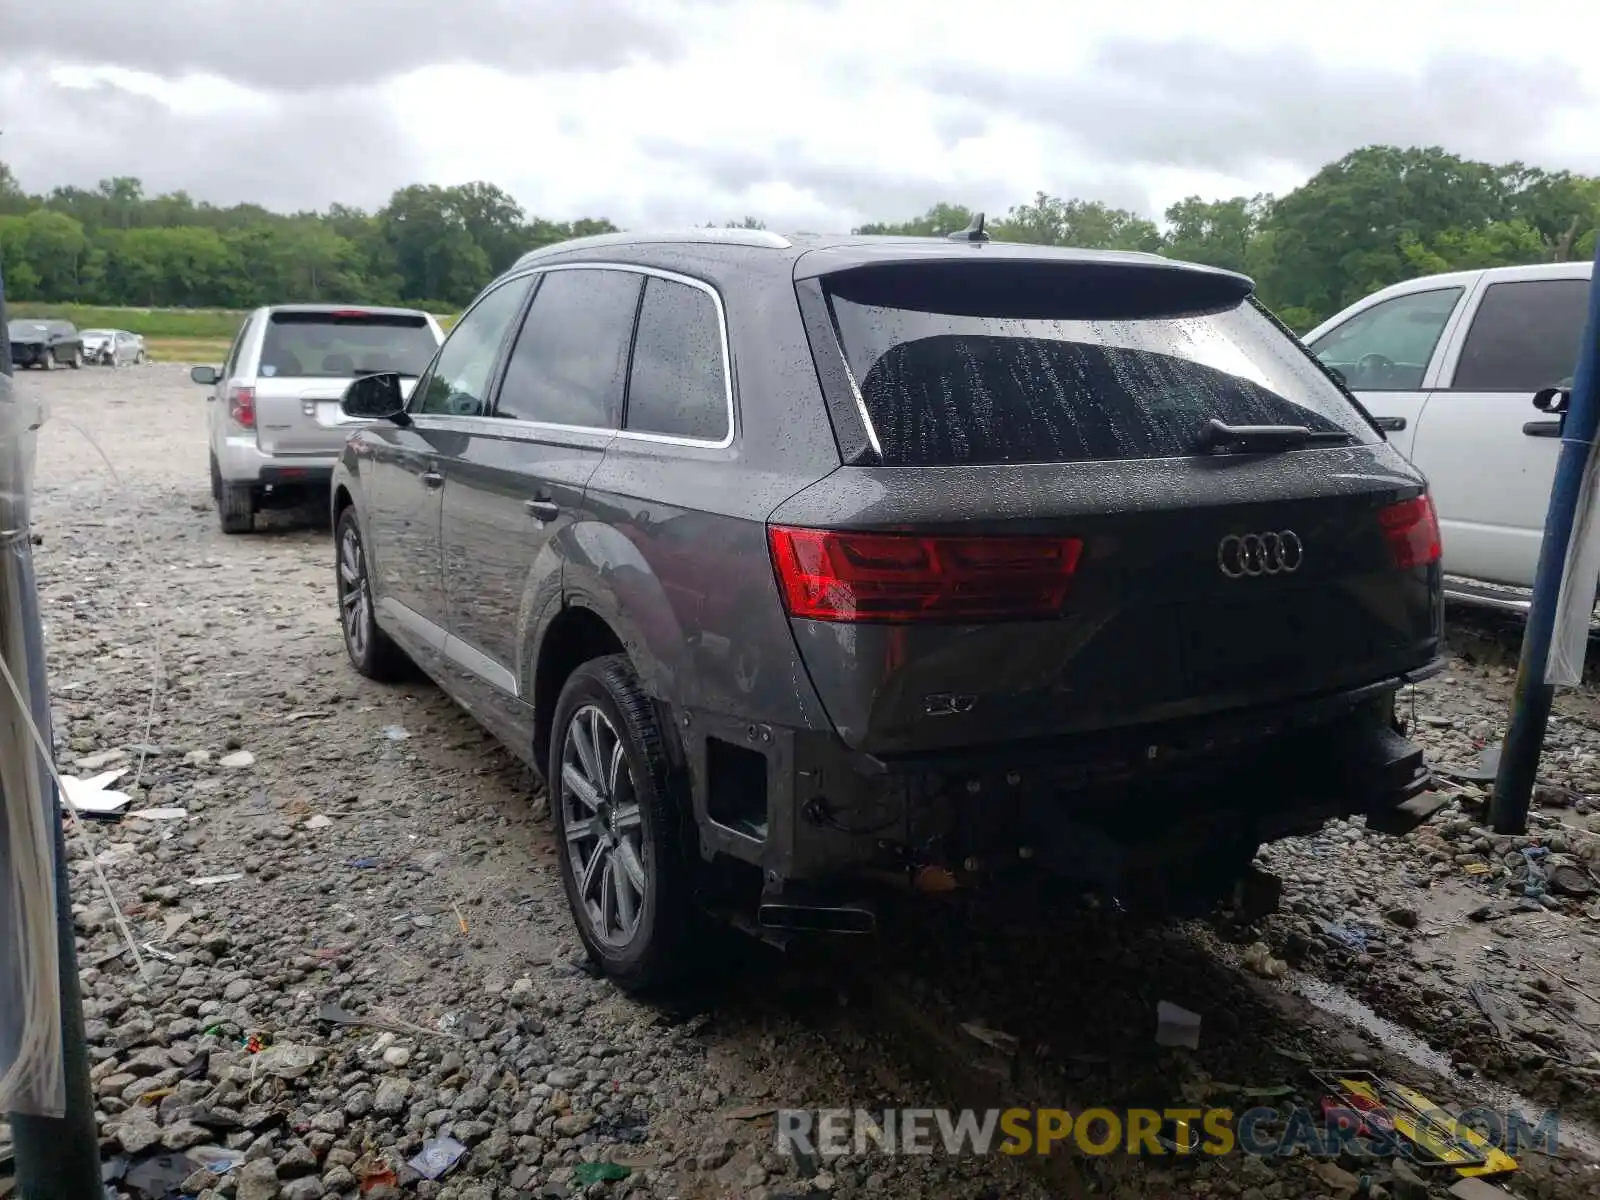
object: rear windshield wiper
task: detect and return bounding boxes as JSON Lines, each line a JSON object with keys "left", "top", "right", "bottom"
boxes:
{"left": 1193, "top": 419, "right": 1354, "bottom": 454}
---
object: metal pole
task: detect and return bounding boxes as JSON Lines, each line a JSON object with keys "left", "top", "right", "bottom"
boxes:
{"left": 1491, "top": 241, "right": 1600, "bottom": 833}
{"left": 0, "top": 271, "right": 103, "bottom": 1197}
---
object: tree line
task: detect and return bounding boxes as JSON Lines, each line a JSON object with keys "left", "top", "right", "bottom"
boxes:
{"left": 1, "top": 145, "right": 1596, "bottom": 330}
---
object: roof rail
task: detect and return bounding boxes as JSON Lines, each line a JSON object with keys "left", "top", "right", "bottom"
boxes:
{"left": 513, "top": 227, "right": 793, "bottom": 269}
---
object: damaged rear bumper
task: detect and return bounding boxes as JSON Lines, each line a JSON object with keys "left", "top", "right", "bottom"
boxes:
{"left": 685, "top": 661, "right": 1447, "bottom": 922}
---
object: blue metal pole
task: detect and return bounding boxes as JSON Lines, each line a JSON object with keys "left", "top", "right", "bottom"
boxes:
{"left": 1491, "top": 239, "right": 1600, "bottom": 833}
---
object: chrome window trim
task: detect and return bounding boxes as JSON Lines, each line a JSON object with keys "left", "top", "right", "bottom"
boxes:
{"left": 486, "top": 261, "right": 737, "bottom": 450}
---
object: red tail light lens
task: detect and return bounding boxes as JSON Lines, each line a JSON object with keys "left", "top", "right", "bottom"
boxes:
{"left": 228, "top": 385, "right": 256, "bottom": 429}
{"left": 1379, "top": 494, "right": 1441, "bottom": 569}
{"left": 767, "top": 526, "right": 1084, "bottom": 623}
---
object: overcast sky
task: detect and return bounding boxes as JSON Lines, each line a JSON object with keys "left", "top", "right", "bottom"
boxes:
{"left": 2, "top": 0, "right": 1597, "bottom": 231}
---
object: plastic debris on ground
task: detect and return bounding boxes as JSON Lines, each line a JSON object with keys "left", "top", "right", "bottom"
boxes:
{"left": 1154, "top": 1000, "right": 1201, "bottom": 1049}
{"left": 1311, "top": 1069, "right": 1518, "bottom": 1178}
{"left": 1314, "top": 918, "right": 1369, "bottom": 952}
{"left": 381, "top": 725, "right": 410, "bottom": 741}
{"left": 407, "top": 1136, "right": 467, "bottom": 1180}
{"left": 188, "top": 873, "right": 244, "bottom": 887}
{"left": 61, "top": 767, "right": 133, "bottom": 815}
{"left": 1242, "top": 942, "right": 1289, "bottom": 978}
{"left": 125, "top": 807, "right": 186, "bottom": 821}
{"left": 572, "top": 1162, "right": 632, "bottom": 1185}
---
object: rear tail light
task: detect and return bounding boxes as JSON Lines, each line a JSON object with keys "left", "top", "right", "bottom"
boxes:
{"left": 228, "top": 385, "right": 256, "bottom": 429}
{"left": 1379, "top": 494, "right": 1441, "bottom": 569}
{"left": 767, "top": 526, "right": 1083, "bottom": 623}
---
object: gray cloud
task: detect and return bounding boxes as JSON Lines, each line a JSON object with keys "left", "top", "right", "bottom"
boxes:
{"left": 1, "top": 77, "right": 421, "bottom": 213}
{"left": 932, "top": 40, "right": 1595, "bottom": 176}
{"left": 7, "top": 0, "right": 687, "bottom": 90}
{"left": 633, "top": 136, "right": 1057, "bottom": 229}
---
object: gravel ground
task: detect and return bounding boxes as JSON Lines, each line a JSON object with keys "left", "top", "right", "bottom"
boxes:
{"left": 3, "top": 363, "right": 1600, "bottom": 1200}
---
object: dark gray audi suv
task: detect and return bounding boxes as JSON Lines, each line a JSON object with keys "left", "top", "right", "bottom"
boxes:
{"left": 330, "top": 222, "right": 1446, "bottom": 990}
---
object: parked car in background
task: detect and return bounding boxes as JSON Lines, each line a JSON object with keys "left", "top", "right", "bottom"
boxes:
{"left": 191, "top": 305, "right": 445, "bottom": 533}
{"left": 329, "top": 227, "right": 1444, "bottom": 991}
{"left": 81, "top": 328, "right": 147, "bottom": 366}
{"left": 7, "top": 319, "right": 83, "bottom": 369}
{"left": 1305, "top": 261, "right": 1592, "bottom": 611}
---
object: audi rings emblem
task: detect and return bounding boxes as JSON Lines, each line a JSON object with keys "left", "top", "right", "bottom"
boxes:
{"left": 1218, "top": 531, "right": 1303, "bottom": 578}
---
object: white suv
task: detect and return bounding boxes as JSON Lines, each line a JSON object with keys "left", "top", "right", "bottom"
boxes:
{"left": 1304, "top": 261, "right": 1591, "bottom": 611}
{"left": 194, "top": 305, "right": 444, "bottom": 533}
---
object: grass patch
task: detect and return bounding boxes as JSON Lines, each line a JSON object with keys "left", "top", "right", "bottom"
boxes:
{"left": 10, "top": 304, "right": 247, "bottom": 339}
{"left": 13, "top": 303, "right": 460, "bottom": 337}
{"left": 146, "top": 337, "right": 234, "bottom": 363}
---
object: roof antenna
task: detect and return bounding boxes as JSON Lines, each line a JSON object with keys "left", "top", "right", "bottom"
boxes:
{"left": 947, "top": 212, "right": 989, "bottom": 243}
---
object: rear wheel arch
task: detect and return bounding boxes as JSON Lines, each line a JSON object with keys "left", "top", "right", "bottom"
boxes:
{"left": 533, "top": 605, "right": 628, "bottom": 774}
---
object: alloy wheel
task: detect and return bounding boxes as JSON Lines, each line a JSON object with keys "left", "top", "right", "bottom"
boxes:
{"left": 560, "top": 704, "right": 648, "bottom": 947}
{"left": 337, "top": 524, "right": 371, "bottom": 661}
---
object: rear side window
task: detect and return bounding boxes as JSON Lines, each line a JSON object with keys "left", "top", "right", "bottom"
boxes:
{"left": 257, "top": 310, "right": 439, "bottom": 379}
{"left": 495, "top": 268, "right": 642, "bottom": 428}
{"left": 624, "top": 277, "right": 730, "bottom": 441}
{"left": 823, "top": 269, "right": 1380, "bottom": 467}
{"left": 1450, "top": 279, "right": 1590, "bottom": 392}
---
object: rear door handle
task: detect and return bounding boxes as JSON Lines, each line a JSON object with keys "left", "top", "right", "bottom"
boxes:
{"left": 1372, "top": 415, "right": 1406, "bottom": 432}
{"left": 420, "top": 470, "right": 445, "bottom": 489}
{"left": 1523, "top": 420, "right": 1562, "bottom": 438}
{"left": 525, "top": 499, "right": 560, "bottom": 522}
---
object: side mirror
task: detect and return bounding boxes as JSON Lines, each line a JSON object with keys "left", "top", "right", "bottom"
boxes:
{"left": 190, "top": 365, "right": 220, "bottom": 385}
{"left": 341, "top": 371, "right": 410, "bottom": 424}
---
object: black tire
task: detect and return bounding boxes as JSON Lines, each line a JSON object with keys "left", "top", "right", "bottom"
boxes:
{"left": 334, "top": 508, "right": 409, "bottom": 681}
{"left": 43, "top": 350, "right": 58, "bottom": 371}
{"left": 68, "top": 346, "right": 83, "bottom": 369}
{"left": 217, "top": 481, "right": 255, "bottom": 534}
{"left": 549, "top": 654, "right": 695, "bottom": 993}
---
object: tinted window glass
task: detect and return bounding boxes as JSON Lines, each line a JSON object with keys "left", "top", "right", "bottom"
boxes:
{"left": 1451, "top": 279, "right": 1590, "bottom": 392}
{"left": 827, "top": 290, "right": 1378, "bottom": 467}
{"left": 625, "top": 277, "right": 729, "bottom": 441}
{"left": 1309, "top": 288, "right": 1462, "bottom": 391}
{"left": 258, "top": 311, "right": 440, "bottom": 379}
{"left": 495, "top": 269, "right": 641, "bottom": 428}
{"left": 413, "top": 276, "right": 534, "bottom": 416}
{"left": 223, "top": 317, "right": 251, "bottom": 377}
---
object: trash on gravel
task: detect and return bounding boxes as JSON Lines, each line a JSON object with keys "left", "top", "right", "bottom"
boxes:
{"left": 253, "top": 1042, "right": 319, "bottom": 1080}
{"left": 1155, "top": 1000, "right": 1202, "bottom": 1049}
{"left": 122, "top": 1150, "right": 199, "bottom": 1198}
{"left": 187, "top": 1146, "right": 245, "bottom": 1175}
{"left": 1242, "top": 942, "right": 1289, "bottom": 978}
{"left": 1312, "top": 1070, "right": 1517, "bottom": 1176}
{"left": 286, "top": 710, "right": 331, "bottom": 721}
{"left": 1547, "top": 861, "right": 1596, "bottom": 898}
{"left": 61, "top": 766, "right": 133, "bottom": 815}
{"left": 1449, "top": 1178, "right": 1517, "bottom": 1199}
{"left": 217, "top": 750, "right": 255, "bottom": 768}
{"left": 572, "top": 1162, "right": 632, "bottom": 1185}
{"left": 381, "top": 725, "right": 410, "bottom": 741}
{"left": 356, "top": 1158, "right": 398, "bottom": 1194}
{"left": 347, "top": 856, "right": 382, "bottom": 869}
{"left": 407, "top": 1136, "right": 467, "bottom": 1180}
{"left": 303, "top": 814, "right": 333, "bottom": 830}
{"left": 188, "top": 873, "right": 245, "bottom": 887}
{"left": 126, "top": 806, "right": 187, "bottom": 821}
{"left": 1315, "top": 918, "right": 1369, "bottom": 951}
{"left": 959, "top": 1021, "right": 1020, "bottom": 1054}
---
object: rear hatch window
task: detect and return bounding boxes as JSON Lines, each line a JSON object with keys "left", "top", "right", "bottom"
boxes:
{"left": 259, "top": 311, "right": 437, "bottom": 379}
{"left": 821, "top": 262, "right": 1379, "bottom": 466}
